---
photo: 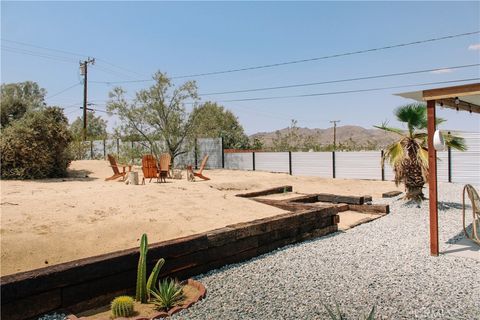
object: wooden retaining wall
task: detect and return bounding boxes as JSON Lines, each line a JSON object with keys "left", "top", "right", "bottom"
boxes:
{"left": 1, "top": 207, "right": 338, "bottom": 320}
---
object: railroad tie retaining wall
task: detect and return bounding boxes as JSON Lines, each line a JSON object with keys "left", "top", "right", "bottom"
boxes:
{"left": 1, "top": 207, "right": 338, "bottom": 320}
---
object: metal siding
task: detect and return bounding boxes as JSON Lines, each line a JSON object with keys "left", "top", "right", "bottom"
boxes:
{"left": 384, "top": 151, "right": 449, "bottom": 182}
{"left": 255, "top": 152, "right": 290, "bottom": 173}
{"left": 197, "top": 138, "right": 222, "bottom": 169}
{"left": 335, "top": 152, "right": 381, "bottom": 180}
{"left": 225, "top": 153, "right": 254, "bottom": 170}
{"left": 91, "top": 140, "right": 104, "bottom": 160}
{"left": 291, "top": 152, "right": 332, "bottom": 177}
{"left": 451, "top": 131, "right": 480, "bottom": 185}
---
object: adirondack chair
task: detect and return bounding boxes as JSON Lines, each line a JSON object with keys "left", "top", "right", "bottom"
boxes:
{"left": 141, "top": 154, "right": 159, "bottom": 184}
{"left": 187, "top": 155, "right": 210, "bottom": 181}
{"left": 462, "top": 184, "right": 480, "bottom": 245}
{"left": 158, "top": 153, "right": 171, "bottom": 183}
{"left": 105, "top": 154, "right": 132, "bottom": 181}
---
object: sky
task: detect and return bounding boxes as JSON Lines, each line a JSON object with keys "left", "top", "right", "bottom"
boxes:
{"left": 1, "top": 1, "right": 480, "bottom": 135}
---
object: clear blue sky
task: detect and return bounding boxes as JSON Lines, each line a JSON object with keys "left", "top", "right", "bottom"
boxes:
{"left": 2, "top": 1, "right": 479, "bottom": 134}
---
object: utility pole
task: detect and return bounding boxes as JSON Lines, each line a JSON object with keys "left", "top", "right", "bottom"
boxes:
{"left": 80, "top": 57, "right": 95, "bottom": 141}
{"left": 330, "top": 120, "right": 341, "bottom": 151}
{"left": 330, "top": 120, "right": 340, "bottom": 179}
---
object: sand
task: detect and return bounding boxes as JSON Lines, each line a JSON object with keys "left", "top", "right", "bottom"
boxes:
{"left": 0, "top": 160, "right": 402, "bottom": 276}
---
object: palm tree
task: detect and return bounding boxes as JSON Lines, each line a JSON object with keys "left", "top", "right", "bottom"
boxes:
{"left": 375, "top": 103, "right": 466, "bottom": 202}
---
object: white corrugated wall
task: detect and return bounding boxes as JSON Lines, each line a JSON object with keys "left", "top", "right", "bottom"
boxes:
{"left": 451, "top": 131, "right": 480, "bottom": 185}
{"left": 225, "top": 153, "right": 254, "bottom": 170}
{"left": 255, "top": 152, "right": 290, "bottom": 173}
{"left": 291, "top": 152, "right": 332, "bottom": 177}
{"left": 336, "top": 151, "right": 382, "bottom": 180}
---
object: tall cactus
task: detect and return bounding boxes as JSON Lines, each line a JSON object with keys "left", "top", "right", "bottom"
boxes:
{"left": 135, "top": 233, "right": 166, "bottom": 303}
{"left": 136, "top": 233, "right": 148, "bottom": 303}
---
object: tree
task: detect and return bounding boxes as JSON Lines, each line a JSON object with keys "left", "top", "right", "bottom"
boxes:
{"left": 271, "top": 119, "right": 303, "bottom": 151}
{"left": 190, "top": 101, "right": 249, "bottom": 149}
{"left": 1, "top": 81, "right": 46, "bottom": 128}
{"left": 107, "top": 71, "right": 199, "bottom": 164}
{"left": 375, "top": 103, "right": 466, "bottom": 202}
{"left": 1, "top": 107, "right": 72, "bottom": 179}
{"left": 70, "top": 113, "right": 108, "bottom": 140}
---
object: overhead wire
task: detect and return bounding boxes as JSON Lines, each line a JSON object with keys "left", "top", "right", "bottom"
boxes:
{"left": 46, "top": 82, "right": 82, "bottom": 99}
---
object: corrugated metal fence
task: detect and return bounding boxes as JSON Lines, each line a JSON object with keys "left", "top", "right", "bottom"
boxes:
{"left": 225, "top": 131, "right": 480, "bottom": 185}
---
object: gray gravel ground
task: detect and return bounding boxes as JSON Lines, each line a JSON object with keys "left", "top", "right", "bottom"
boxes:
{"left": 173, "top": 182, "right": 479, "bottom": 320}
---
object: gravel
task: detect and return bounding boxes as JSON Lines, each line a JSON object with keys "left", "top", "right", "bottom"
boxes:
{"left": 172, "top": 182, "right": 480, "bottom": 320}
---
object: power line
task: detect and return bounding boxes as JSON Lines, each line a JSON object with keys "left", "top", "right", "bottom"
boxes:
{"left": 198, "top": 64, "right": 480, "bottom": 96}
{"left": 1, "top": 45, "right": 79, "bottom": 63}
{"left": 215, "top": 78, "right": 480, "bottom": 103}
{"left": 46, "top": 82, "right": 82, "bottom": 99}
{"left": 90, "top": 30, "right": 479, "bottom": 83}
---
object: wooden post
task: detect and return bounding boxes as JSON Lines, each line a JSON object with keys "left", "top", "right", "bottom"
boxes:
{"left": 381, "top": 150, "right": 385, "bottom": 181}
{"left": 427, "top": 99, "right": 439, "bottom": 256}
{"left": 447, "top": 144, "right": 452, "bottom": 183}
{"left": 332, "top": 151, "right": 336, "bottom": 178}
{"left": 252, "top": 152, "right": 256, "bottom": 171}
{"left": 288, "top": 151, "right": 292, "bottom": 175}
{"left": 221, "top": 137, "right": 225, "bottom": 169}
{"left": 194, "top": 138, "right": 198, "bottom": 170}
{"left": 90, "top": 141, "right": 93, "bottom": 159}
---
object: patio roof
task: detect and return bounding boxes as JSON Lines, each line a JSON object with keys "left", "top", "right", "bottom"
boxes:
{"left": 395, "top": 83, "right": 480, "bottom": 114}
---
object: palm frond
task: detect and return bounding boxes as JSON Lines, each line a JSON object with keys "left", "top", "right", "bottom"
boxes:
{"left": 395, "top": 103, "right": 426, "bottom": 132}
{"left": 443, "top": 133, "right": 467, "bottom": 151}
{"left": 383, "top": 141, "right": 405, "bottom": 167}
{"left": 373, "top": 124, "right": 405, "bottom": 137}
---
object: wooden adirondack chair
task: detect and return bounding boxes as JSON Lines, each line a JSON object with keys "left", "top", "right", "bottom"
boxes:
{"left": 158, "top": 153, "right": 171, "bottom": 183}
{"left": 105, "top": 154, "right": 132, "bottom": 181}
{"left": 141, "top": 154, "right": 159, "bottom": 184}
{"left": 187, "top": 155, "right": 210, "bottom": 181}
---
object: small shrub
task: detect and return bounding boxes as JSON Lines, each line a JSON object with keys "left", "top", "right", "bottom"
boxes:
{"left": 0, "top": 107, "right": 72, "bottom": 179}
{"left": 151, "top": 279, "right": 184, "bottom": 311}
{"left": 111, "top": 296, "right": 134, "bottom": 318}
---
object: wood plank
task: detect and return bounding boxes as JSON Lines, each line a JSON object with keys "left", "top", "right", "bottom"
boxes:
{"left": 427, "top": 99, "right": 439, "bottom": 256}
{"left": 422, "top": 83, "right": 480, "bottom": 100}
{"left": 382, "top": 191, "right": 403, "bottom": 198}
{"left": 317, "top": 193, "right": 364, "bottom": 205}
{"left": 235, "top": 185, "right": 293, "bottom": 198}
{"left": 349, "top": 204, "right": 390, "bottom": 214}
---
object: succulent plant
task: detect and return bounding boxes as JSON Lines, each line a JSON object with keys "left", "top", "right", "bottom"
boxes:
{"left": 135, "top": 233, "right": 165, "bottom": 303}
{"left": 323, "top": 303, "right": 376, "bottom": 320}
{"left": 151, "top": 278, "right": 184, "bottom": 311}
{"left": 111, "top": 296, "right": 135, "bottom": 318}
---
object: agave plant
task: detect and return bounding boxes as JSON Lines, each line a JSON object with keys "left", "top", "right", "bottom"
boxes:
{"left": 324, "top": 303, "right": 375, "bottom": 320}
{"left": 375, "top": 103, "right": 466, "bottom": 202}
{"left": 151, "top": 278, "right": 185, "bottom": 311}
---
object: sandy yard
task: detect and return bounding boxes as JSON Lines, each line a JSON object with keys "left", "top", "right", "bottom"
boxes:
{"left": 0, "top": 160, "right": 402, "bottom": 276}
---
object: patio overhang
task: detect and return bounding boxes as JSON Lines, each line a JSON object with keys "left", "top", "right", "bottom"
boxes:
{"left": 395, "top": 82, "right": 480, "bottom": 256}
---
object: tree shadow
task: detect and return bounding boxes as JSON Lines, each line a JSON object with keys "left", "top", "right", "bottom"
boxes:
{"left": 29, "top": 168, "right": 98, "bottom": 183}
{"left": 438, "top": 201, "right": 466, "bottom": 210}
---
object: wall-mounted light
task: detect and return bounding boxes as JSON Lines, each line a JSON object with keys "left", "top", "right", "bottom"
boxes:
{"left": 433, "top": 130, "right": 446, "bottom": 151}
{"left": 454, "top": 97, "right": 460, "bottom": 105}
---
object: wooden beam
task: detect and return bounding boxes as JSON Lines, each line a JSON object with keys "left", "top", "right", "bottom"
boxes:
{"left": 437, "top": 98, "right": 480, "bottom": 114}
{"left": 423, "top": 83, "right": 480, "bottom": 100}
{"left": 427, "top": 100, "right": 439, "bottom": 256}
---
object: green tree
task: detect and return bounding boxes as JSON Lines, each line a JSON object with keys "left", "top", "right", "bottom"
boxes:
{"left": 271, "top": 119, "right": 302, "bottom": 151}
{"left": 70, "top": 113, "right": 108, "bottom": 140}
{"left": 1, "top": 81, "right": 46, "bottom": 127}
{"left": 375, "top": 103, "right": 466, "bottom": 202}
{"left": 191, "top": 101, "right": 249, "bottom": 149}
{"left": 1, "top": 107, "right": 72, "bottom": 179}
{"left": 107, "top": 71, "right": 199, "bottom": 164}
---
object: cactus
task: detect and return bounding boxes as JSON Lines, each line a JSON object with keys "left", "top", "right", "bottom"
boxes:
{"left": 136, "top": 234, "right": 148, "bottom": 303}
{"left": 135, "top": 233, "right": 166, "bottom": 303}
{"left": 111, "top": 296, "right": 134, "bottom": 318}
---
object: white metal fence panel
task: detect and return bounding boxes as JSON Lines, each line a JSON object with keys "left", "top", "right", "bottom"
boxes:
{"left": 336, "top": 152, "right": 382, "bottom": 180}
{"left": 225, "top": 153, "right": 254, "bottom": 170}
{"left": 255, "top": 152, "right": 289, "bottom": 173}
{"left": 105, "top": 139, "right": 118, "bottom": 157}
{"left": 384, "top": 151, "right": 449, "bottom": 182}
{"left": 91, "top": 140, "right": 104, "bottom": 159}
{"left": 197, "top": 138, "right": 222, "bottom": 169}
{"left": 291, "top": 152, "right": 332, "bottom": 177}
{"left": 452, "top": 131, "right": 480, "bottom": 185}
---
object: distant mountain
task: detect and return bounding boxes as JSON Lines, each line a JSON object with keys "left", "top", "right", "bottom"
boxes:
{"left": 250, "top": 125, "right": 399, "bottom": 150}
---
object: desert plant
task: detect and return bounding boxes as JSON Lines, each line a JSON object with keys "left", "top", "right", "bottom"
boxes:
{"left": 135, "top": 233, "right": 165, "bottom": 303}
{"left": 324, "top": 303, "right": 375, "bottom": 320}
{"left": 111, "top": 296, "right": 135, "bottom": 318}
{"left": 375, "top": 103, "right": 466, "bottom": 201}
{"left": 0, "top": 107, "right": 72, "bottom": 179}
{"left": 151, "top": 278, "right": 184, "bottom": 311}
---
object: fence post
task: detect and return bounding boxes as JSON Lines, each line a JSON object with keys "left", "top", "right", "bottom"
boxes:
{"left": 103, "top": 139, "right": 106, "bottom": 159}
{"left": 332, "top": 151, "right": 336, "bottom": 178}
{"left": 288, "top": 151, "right": 292, "bottom": 175}
{"left": 252, "top": 152, "right": 256, "bottom": 171}
{"left": 194, "top": 138, "right": 198, "bottom": 170}
{"left": 381, "top": 150, "right": 385, "bottom": 181}
{"left": 221, "top": 137, "right": 225, "bottom": 169}
{"left": 448, "top": 146, "right": 452, "bottom": 183}
{"left": 131, "top": 141, "right": 134, "bottom": 163}
{"left": 116, "top": 138, "right": 120, "bottom": 155}
{"left": 90, "top": 141, "right": 93, "bottom": 159}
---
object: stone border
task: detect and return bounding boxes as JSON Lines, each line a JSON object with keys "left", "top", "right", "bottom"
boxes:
{"left": 1, "top": 206, "right": 338, "bottom": 320}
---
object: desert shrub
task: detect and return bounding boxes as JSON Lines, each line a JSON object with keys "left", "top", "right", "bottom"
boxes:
{"left": 0, "top": 107, "right": 72, "bottom": 179}
{"left": 151, "top": 278, "right": 184, "bottom": 310}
